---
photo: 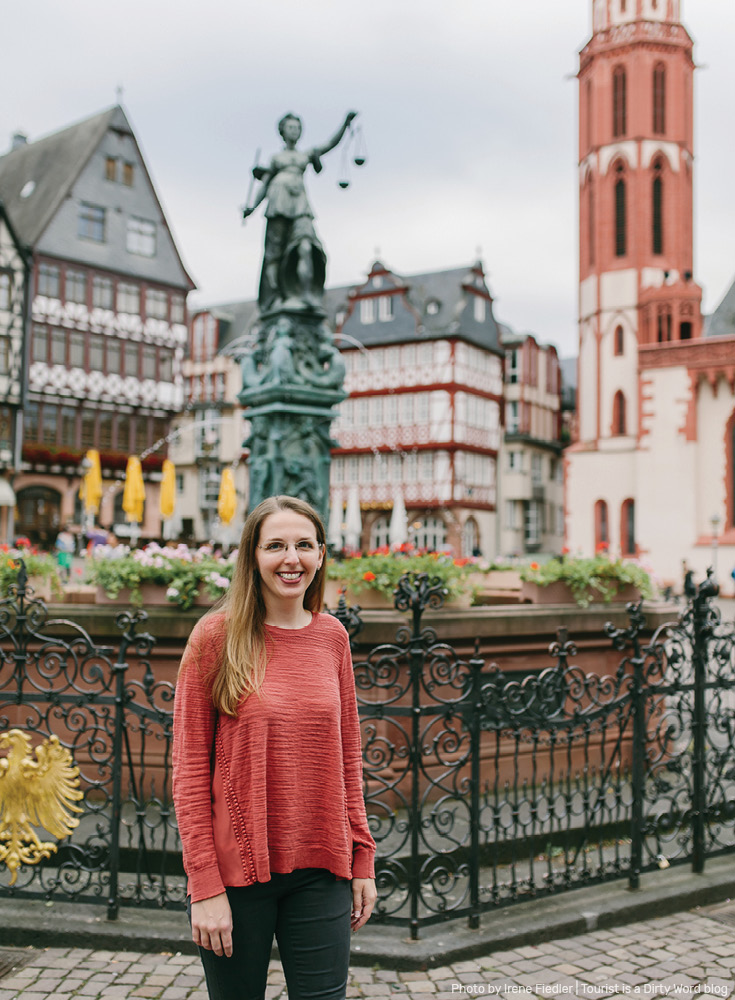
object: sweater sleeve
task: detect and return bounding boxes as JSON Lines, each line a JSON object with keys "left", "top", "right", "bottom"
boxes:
{"left": 172, "top": 620, "right": 226, "bottom": 901}
{"left": 339, "top": 639, "right": 376, "bottom": 879}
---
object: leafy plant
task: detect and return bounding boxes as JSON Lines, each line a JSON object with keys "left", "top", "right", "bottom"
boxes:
{"left": 520, "top": 551, "right": 654, "bottom": 608}
{"left": 86, "top": 542, "right": 236, "bottom": 610}
{"left": 0, "top": 541, "right": 63, "bottom": 599}
{"left": 327, "top": 544, "right": 472, "bottom": 600}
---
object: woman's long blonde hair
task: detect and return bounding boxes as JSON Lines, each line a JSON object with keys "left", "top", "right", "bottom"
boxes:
{"left": 211, "top": 495, "right": 326, "bottom": 716}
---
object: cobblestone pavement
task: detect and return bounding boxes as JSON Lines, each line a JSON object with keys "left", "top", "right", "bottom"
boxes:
{"left": 1, "top": 906, "right": 734, "bottom": 1000}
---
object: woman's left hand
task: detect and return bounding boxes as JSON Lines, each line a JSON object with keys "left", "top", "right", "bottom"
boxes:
{"left": 350, "top": 877, "right": 377, "bottom": 931}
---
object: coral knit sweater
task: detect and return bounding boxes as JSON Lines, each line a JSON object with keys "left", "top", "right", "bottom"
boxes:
{"left": 172, "top": 611, "right": 376, "bottom": 902}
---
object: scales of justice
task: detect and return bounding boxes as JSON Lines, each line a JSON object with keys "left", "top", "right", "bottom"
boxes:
{"left": 237, "top": 110, "right": 366, "bottom": 523}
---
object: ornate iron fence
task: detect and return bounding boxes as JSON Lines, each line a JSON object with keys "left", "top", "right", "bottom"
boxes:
{"left": 0, "top": 564, "right": 733, "bottom": 937}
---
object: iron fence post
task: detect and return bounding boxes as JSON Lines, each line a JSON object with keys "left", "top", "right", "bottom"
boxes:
{"left": 408, "top": 594, "right": 423, "bottom": 942}
{"left": 691, "top": 573, "right": 717, "bottom": 874}
{"left": 628, "top": 647, "right": 645, "bottom": 890}
{"left": 468, "top": 640, "right": 483, "bottom": 930}
{"left": 108, "top": 642, "right": 128, "bottom": 921}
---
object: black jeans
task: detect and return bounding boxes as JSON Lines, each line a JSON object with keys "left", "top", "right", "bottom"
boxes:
{"left": 193, "top": 869, "right": 352, "bottom": 1000}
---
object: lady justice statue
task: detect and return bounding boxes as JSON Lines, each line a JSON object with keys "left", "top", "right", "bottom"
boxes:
{"left": 242, "top": 110, "right": 357, "bottom": 314}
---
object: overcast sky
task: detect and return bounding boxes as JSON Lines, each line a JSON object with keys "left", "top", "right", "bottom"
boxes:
{"left": 2, "top": 0, "right": 733, "bottom": 358}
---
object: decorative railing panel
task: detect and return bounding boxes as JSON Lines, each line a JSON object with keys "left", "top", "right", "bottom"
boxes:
{"left": 0, "top": 565, "right": 733, "bottom": 937}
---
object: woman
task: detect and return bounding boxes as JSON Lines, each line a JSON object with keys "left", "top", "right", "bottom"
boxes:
{"left": 242, "top": 111, "right": 356, "bottom": 312}
{"left": 173, "top": 495, "right": 376, "bottom": 1000}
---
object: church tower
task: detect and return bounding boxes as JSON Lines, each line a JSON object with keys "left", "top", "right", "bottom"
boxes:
{"left": 567, "top": 0, "right": 703, "bottom": 559}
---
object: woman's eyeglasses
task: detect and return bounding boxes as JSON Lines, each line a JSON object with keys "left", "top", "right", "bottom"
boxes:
{"left": 257, "top": 540, "right": 323, "bottom": 554}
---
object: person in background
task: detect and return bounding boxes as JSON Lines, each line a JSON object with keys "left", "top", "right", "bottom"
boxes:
{"left": 54, "top": 524, "right": 75, "bottom": 583}
{"left": 173, "top": 494, "right": 376, "bottom": 1000}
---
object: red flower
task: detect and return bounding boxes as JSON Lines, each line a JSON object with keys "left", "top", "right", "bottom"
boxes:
{"left": 362, "top": 571, "right": 377, "bottom": 582}
{"left": 596, "top": 541, "right": 609, "bottom": 553}
{"left": 530, "top": 561, "right": 540, "bottom": 571}
{"left": 15, "top": 537, "right": 31, "bottom": 549}
{"left": 453, "top": 558, "right": 470, "bottom": 567}
{"left": 561, "top": 546, "right": 570, "bottom": 555}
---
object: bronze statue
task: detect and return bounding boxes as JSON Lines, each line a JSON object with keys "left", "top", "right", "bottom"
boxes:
{"left": 242, "top": 111, "right": 357, "bottom": 313}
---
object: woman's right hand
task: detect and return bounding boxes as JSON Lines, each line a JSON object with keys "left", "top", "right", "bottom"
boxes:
{"left": 191, "top": 892, "right": 233, "bottom": 957}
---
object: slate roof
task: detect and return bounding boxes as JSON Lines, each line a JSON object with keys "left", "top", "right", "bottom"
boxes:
{"left": 0, "top": 107, "right": 120, "bottom": 248}
{"left": 705, "top": 276, "right": 735, "bottom": 339}
{"left": 215, "top": 260, "right": 502, "bottom": 356}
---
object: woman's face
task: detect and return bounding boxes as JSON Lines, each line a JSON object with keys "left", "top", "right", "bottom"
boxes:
{"left": 254, "top": 509, "right": 322, "bottom": 608}
{"left": 281, "top": 118, "right": 302, "bottom": 144}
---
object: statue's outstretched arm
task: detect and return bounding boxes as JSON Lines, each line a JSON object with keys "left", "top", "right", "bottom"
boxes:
{"left": 312, "top": 111, "right": 358, "bottom": 159}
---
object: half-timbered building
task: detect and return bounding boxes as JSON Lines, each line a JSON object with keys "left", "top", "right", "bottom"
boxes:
{"left": 0, "top": 106, "right": 194, "bottom": 544}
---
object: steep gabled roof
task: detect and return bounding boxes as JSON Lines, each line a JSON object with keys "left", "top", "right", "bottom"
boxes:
{"left": 0, "top": 107, "right": 124, "bottom": 248}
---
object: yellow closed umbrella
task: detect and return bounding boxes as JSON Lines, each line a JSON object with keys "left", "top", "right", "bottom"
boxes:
{"left": 79, "top": 449, "right": 103, "bottom": 515}
{"left": 160, "top": 459, "right": 176, "bottom": 520}
{"left": 122, "top": 456, "right": 146, "bottom": 524}
{"left": 217, "top": 468, "right": 237, "bottom": 525}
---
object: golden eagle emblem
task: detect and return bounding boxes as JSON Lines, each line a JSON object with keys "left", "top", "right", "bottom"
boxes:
{"left": 0, "top": 729, "right": 83, "bottom": 884}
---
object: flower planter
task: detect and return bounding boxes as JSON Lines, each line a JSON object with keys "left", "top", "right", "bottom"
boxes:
{"left": 520, "top": 581, "right": 641, "bottom": 606}
{"left": 468, "top": 570, "right": 523, "bottom": 606}
{"left": 95, "top": 584, "right": 214, "bottom": 608}
{"left": 323, "top": 579, "right": 472, "bottom": 611}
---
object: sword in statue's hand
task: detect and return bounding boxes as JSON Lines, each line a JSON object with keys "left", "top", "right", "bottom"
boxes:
{"left": 241, "top": 148, "right": 261, "bottom": 223}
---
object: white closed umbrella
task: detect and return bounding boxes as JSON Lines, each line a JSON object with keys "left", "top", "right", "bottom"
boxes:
{"left": 327, "top": 490, "right": 343, "bottom": 550}
{"left": 389, "top": 489, "right": 408, "bottom": 548}
{"left": 344, "top": 485, "right": 362, "bottom": 551}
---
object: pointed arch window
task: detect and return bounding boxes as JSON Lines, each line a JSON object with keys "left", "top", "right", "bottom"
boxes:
{"left": 614, "top": 325, "right": 624, "bottom": 356}
{"left": 614, "top": 163, "right": 627, "bottom": 257}
{"left": 612, "top": 390, "right": 627, "bottom": 436}
{"left": 621, "top": 499, "right": 635, "bottom": 556}
{"left": 652, "top": 159, "right": 664, "bottom": 255}
{"left": 613, "top": 66, "right": 627, "bottom": 137}
{"left": 653, "top": 63, "right": 666, "bottom": 134}
{"left": 594, "top": 499, "right": 609, "bottom": 551}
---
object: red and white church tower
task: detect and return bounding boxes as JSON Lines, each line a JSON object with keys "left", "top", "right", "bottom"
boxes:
{"left": 566, "top": 0, "right": 735, "bottom": 587}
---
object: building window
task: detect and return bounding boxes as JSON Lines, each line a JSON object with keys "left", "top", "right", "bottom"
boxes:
{"left": 105, "top": 157, "right": 117, "bottom": 181}
{"left": 507, "top": 450, "right": 521, "bottom": 471}
{"left": 360, "top": 298, "right": 376, "bottom": 324}
{"left": 369, "top": 515, "right": 391, "bottom": 550}
{"left": 89, "top": 336, "right": 104, "bottom": 372}
{"left": 117, "top": 414, "right": 131, "bottom": 453}
{"left": 413, "top": 516, "right": 447, "bottom": 552}
{"left": 135, "top": 415, "right": 149, "bottom": 453}
{"left": 98, "top": 411, "right": 112, "bottom": 449}
{"left": 0, "top": 272, "right": 10, "bottom": 310}
{"left": 426, "top": 299, "right": 440, "bottom": 316}
{"left": 614, "top": 325, "right": 624, "bottom": 356}
{"left": 653, "top": 63, "right": 666, "bottom": 135}
{"left": 171, "top": 295, "right": 185, "bottom": 324}
{"left": 65, "top": 270, "right": 87, "bottom": 305}
{"left": 160, "top": 351, "right": 173, "bottom": 382}
{"left": 462, "top": 517, "right": 480, "bottom": 557}
{"left": 117, "top": 283, "right": 140, "bottom": 315}
{"left": 41, "top": 403, "right": 57, "bottom": 445}
{"left": 81, "top": 409, "right": 95, "bottom": 448}
{"left": 525, "top": 501, "right": 540, "bottom": 547}
{"left": 38, "top": 264, "right": 60, "bottom": 298}
{"left": 123, "top": 162, "right": 135, "bottom": 187}
{"left": 127, "top": 217, "right": 156, "bottom": 257}
{"left": 652, "top": 163, "right": 663, "bottom": 255}
{"left": 32, "top": 325, "right": 48, "bottom": 363}
{"left": 612, "top": 66, "right": 627, "bottom": 137}
{"left": 531, "top": 453, "right": 543, "bottom": 485}
{"left": 107, "top": 340, "right": 121, "bottom": 374}
{"left": 614, "top": 165, "right": 626, "bottom": 257}
{"left": 612, "top": 391, "right": 626, "bottom": 435}
{"left": 621, "top": 498, "right": 635, "bottom": 556}
{"left": 146, "top": 289, "right": 168, "bottom": 320}
{"left": 51, "top": 329, "right": 66, "bottom": 366}
{"left": 507, "top": 400, "right": 519, "bottom": 433}
{"left": 378, "top": 296, "right": 393, "bottom": 322}
{"left": 78, "top": 203, "right": 106, "bottom": 242}
{"left": 506, "top": 349, "right": 519, "bottom": 384}
{"left": 594, "top": 499, "right": 609, "bottom": 550}
{"left": 474, "top": 296, "right": 486, "bottom": 322}
{"left": 142, "top": 346, "right": 157, "bottom": 379}
{"left": 60, "top": 406, "right": 76, "bottom": 447}
{"left": 92, "top": 276, "right": 114, "bottom": 310}
{"left": 124, "top": 343, "right": 139, "bottom": 377}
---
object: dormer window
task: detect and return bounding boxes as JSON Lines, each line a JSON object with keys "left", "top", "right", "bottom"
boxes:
{"left": 378, "top": 295, "right": 393, "bottom": 322}
{"left": 360, "top": 298, "right": 376, "bottom": 324}
{"left": 426, "top": 299, "right": 440, "bottom": 316}
{"left": 474, "top": 297, "right": 486, "bottom": 322}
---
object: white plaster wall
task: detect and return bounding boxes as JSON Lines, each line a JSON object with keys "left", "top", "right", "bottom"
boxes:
{"left": 580, "top": 276, "right": 597, "bottom": 322}
{"left": 599, "top": 142, "right": 638, "bottom": 175}
{"left": 579, "top": 324, "right": 597, "bottom": 442}
{"left": 640, "top": 141, "right": 680, "bottom": 172}
{"left": 695, "top": 379, "right": 733, "bottom": 540}
{"left": 635, "top": 366, "right": 696, "bottom": 584}
{"left": 600, "top": 270, "right": 637, "bottom": 312}
{"left": 600, "top": 315, "right": 638, "bottom": 437}
{"left": 565, "top": 447, "right": 636, "bottom": 556}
